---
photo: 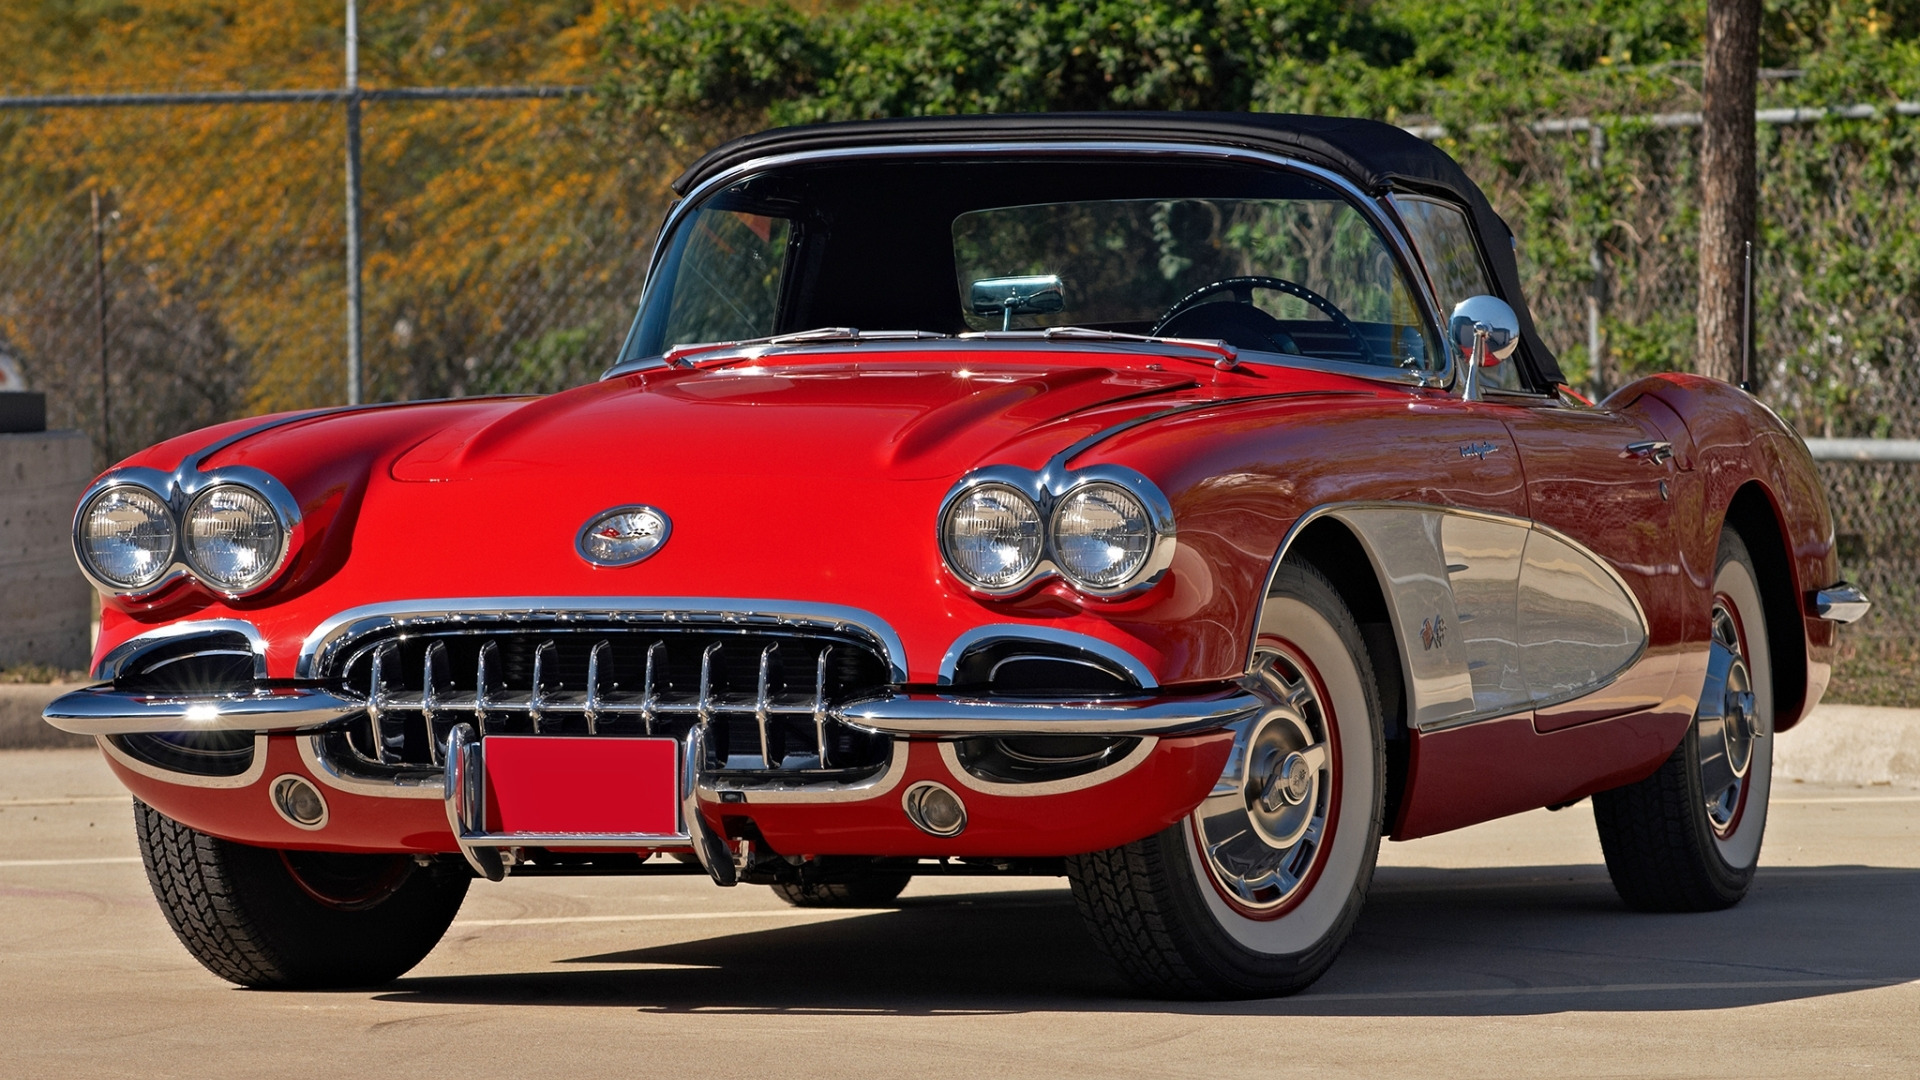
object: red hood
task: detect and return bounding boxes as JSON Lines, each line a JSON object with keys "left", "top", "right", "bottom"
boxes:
{"left": 388, "top": 352, "right": 1212, "bottom": 483}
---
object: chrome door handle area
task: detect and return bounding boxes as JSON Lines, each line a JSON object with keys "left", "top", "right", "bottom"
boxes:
{"left": 1625, "top": 440, "right": 1674, "bottom": 465}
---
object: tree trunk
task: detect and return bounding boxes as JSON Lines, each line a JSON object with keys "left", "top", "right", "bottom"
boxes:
{"left": 1696, "top": 0, "right": 1760, "bottom": 386}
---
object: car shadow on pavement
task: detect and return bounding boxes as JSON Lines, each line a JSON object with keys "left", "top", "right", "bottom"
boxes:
{"left": 374, "top": 862, "right": 1920, "bottom": 1017}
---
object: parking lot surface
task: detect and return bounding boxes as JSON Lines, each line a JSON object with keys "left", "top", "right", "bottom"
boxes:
{"left": 3, "top": 747, "right": 1917, "bottom": 1078}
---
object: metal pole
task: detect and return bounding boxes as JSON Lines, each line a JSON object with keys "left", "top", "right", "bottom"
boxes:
{"left": 91, "top": 189, "right": 111, "bottom": 460}
{"left": 1586, "top": 124, "right": 1608, "bottom": 400}
{"left": 1741, "top": 239, "right": 1753, "bottom": 391}
{"left": 344, "top": 0, "right": 363, "bottom": 406}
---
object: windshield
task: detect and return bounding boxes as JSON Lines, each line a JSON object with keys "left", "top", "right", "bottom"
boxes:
{"left": 623, "top": 159, "right": 1440, "bottom": 374}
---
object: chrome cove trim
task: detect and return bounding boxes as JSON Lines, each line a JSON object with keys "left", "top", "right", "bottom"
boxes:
{"left": 1258, "top": 501, "right": 1651, "bottom": 732}
{"left": 938, "top": 463, "right": 1178, "bottom": 598}
{"left": 630, "top": 140, "right": 1454, "bottom": 393}
{"left": 93, "top": 618, "right": 269, "bottom": 681}
{"left": 295, "top": 597, "right": 909, "bottom": 683}
{"left": 1813, "top": 583, "right": 1871, "bottom": 624}
{"left": 936, "top": 625, "right": 1159, "bottom": 688}
{"left": 837, "top": 689, "right": 1261, "bottom": 737}
{"left": 95, "top": 733, "right": 269, "bottom": 790}
{"left": 937, "top": 736, "right": 1158, "bottom": 797}
{"left": 44, "top": 685, "right": 359, "bottom": 736}
{"left": 72, "top": 464, "right": 303, "bottom": 601}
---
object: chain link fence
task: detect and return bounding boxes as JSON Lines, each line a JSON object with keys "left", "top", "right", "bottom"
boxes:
{"left": 1, "top": 89, "right": 1915, "bottom": 702}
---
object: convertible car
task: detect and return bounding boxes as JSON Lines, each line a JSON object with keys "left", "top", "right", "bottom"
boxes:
{"left": 47, "top": 112, "right": 1869, "bottom": 999}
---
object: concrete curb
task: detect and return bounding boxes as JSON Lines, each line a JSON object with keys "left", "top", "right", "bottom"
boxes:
{"left": 0, "top": 683, "right": 92, "bottom": 750}
{"left": 1777, "top": 704, "right": 1920, "bottom": 790}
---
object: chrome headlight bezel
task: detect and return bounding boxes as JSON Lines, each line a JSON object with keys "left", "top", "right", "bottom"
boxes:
{"left": 74, "top": 477, "right": 179, "bottom": 595}
{"left": 937, "top": 481, "right": 1047, "bottom": 592}
{"left": 72, "top": 465, "right": 302, "bottom": 601}
{"left": 937, "top": 464, "right": 1176, "bottom": 599}
{"left": 182, "top": 481, "right": 295, "bottom": 597}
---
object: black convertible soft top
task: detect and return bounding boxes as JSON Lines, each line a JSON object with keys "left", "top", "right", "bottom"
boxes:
{"left": 676, "top": 113, "right": 1563, "bottom": 387}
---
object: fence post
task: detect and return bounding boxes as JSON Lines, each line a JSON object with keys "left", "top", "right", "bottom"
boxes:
{"left": 1586, "top": 123, "right": 1610, "bottom": 399}
{"left": 343, "top": 0, "right": 364, "bottom": 407}
{"left": 90, "top": 189, "right": 110, "bottom": 460}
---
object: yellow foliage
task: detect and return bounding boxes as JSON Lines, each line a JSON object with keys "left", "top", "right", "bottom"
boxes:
{"left": 1, "top": 1, "right": 673, "bottom": 436}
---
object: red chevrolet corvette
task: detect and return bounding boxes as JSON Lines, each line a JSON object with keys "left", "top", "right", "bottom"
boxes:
{"left": 46, "top": 113, "right": 1868, "bottom": 999}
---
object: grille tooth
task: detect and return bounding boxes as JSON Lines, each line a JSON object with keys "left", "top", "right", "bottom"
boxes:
{"left": 475, "top": 641, "right": 498, "bottom": 734}
{"left": 333, "top": 623, "right": 890, "bottom": 773}
{"left": 585, "top": 640, "right": 609, "bottom": 735}
{"left": 755, "top": 643, "right": 779, "bottom": 768}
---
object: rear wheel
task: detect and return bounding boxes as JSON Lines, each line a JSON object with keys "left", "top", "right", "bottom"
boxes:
{"left": 1592, "top": 529, "right": 1773, "bottom": 911}
{"left": 135, "top": 799, "right": 470, "bottom": 988}
{"left": 1066, "top": 562, "right": 1385, "bottom": 999}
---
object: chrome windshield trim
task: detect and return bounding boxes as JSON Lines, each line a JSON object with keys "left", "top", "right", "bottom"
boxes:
{"left": 43, "top": 685, "right": 359, "bottom": 736}
{"left": 627, "top": 139, "right": 1455, "bottom": 392}
{"left": 836, "top": 688, "right": 1261, "bottom": 738}
{"left": 94, "top": 618, "right": 269, "bottom": 681}
{"left": 604, "top": 334, "right": 1245, "bottom": 380}
{"left": 295, "top": 597, "right": 909, "bottom": 683}
{"left": 937, "top": 625, "right": 1159, "bottom": 688}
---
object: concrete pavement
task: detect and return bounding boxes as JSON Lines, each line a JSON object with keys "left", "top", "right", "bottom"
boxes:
{"left": 2, "top": 747, "right": 1918, "bottom": 1078}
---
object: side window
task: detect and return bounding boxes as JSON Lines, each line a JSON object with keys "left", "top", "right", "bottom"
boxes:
{"left": 1395, "top": 196, "right": 1523, "bottom": 391}
{"left": 660, "top": 208, "right": 792, "bottom": 348}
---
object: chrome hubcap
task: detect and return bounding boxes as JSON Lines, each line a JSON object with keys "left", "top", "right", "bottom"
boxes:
{"left": 1195, "top": 650, "right": 1331, "bottom": 912}
{"left": 1697, "top": 603, "right": 1759, "bottom": 830}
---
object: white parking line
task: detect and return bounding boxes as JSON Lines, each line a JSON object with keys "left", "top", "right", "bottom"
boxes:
{"left": 1774, "top": 794, "right": 1920, "bottom": 804}
{"left": 1299, "top": 977, "right": 1914, "bottom": 1002}
{"left": 0, "top": 796, "right": 128, "bottom": 808}
{"left": 0, "top": 856, "right": 141, "bottom": 868}
{"left": 453, "top": 909, "right": 864, "bottom": 928}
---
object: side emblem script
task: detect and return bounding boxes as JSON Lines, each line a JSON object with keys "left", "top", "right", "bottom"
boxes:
{"left": 576, "top": 505, "right": 671, "bottom": 567}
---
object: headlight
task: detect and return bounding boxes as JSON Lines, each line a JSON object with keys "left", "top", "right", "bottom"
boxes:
{"left": 1051, "top": 482, "right": 1154, "bottom": 590}
{"left": 183, "top": 483, "right": 287, "bottom": 594}
{"left": 941, "top": 483, "right": 1043, "bottom": 590}
{"left": 77, "top": 486, "right": 176, "bottom": 591}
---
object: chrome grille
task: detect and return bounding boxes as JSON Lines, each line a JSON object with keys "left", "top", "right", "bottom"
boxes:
{"left": 329, "top": 622, "right": 892, "bottom": 773}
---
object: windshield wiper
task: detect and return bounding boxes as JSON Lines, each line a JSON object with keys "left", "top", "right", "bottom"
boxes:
{"left": 956, "top": 326, "right": 1241, "bottom": 367}
{"left": 765, "top": 327, "right": 950, "bottom": 345}
{"left": 604, "top": 328, "right": 953, "bottom": 378}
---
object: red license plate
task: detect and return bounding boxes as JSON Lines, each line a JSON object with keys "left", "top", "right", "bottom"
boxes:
{"left": 483, "top": 736, "right": 679, "bottom": 835}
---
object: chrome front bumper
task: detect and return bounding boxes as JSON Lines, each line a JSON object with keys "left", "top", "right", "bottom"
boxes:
{"left": 1813, "top": 583, "right": 1872, "bottom": 624}
{"left": 42, "top": 685, "right": 361, "bottom": 736}
{"left": 44, "top": 684, "right": 1262, "bottom": 739}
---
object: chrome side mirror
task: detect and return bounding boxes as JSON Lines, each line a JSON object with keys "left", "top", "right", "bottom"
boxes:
{"left": 1448, "top": 295, "right": 1520, "bottom": 399}
{"left": 971, "top": 275, "right": 1065, "bottom": 331}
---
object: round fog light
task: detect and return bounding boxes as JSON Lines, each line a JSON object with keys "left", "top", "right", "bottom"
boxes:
{"left": 902, "top": 781, "right": 967, "bottom": 837}
{"left": 270, "top": 774, "right": 329, "bottom": 830}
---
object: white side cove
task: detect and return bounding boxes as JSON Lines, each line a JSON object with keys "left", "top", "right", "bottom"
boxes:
{"left": 1311, "top": 504, "right": 1647, "bottom": 731}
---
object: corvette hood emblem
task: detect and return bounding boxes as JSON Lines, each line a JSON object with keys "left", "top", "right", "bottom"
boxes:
{"left": 576, "top": 505, "right": 671, "bottom": 567}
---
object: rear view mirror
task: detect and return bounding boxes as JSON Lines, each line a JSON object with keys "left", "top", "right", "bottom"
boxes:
{"left": 971, "top": 275, "right": 1065, "bottom": 331}
{"left": 1448, "top": 294, "right": 1520, "bottom": 399}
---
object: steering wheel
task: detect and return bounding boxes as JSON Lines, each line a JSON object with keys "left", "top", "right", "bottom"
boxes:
{"left": 1151, "top": 275, "right": 1378, "bottom": 366}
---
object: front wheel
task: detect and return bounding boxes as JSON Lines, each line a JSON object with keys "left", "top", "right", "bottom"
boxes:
{"left": 135, "top": 800, "right": 470, "bottom": 988}
{"left": 1066, "top": 562, "right": 1385, "bottom": 999}
{"left": 1592, "top": 528, "right": 1773, "bottom": 911}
